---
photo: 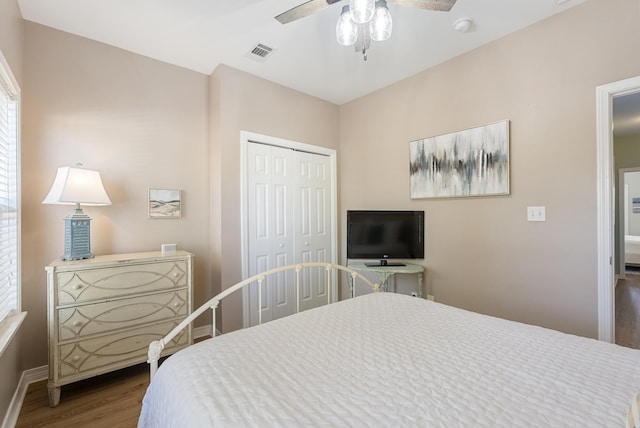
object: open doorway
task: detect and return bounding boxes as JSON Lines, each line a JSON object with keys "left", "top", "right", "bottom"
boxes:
{"left": 617, "top": 169, "right": 640, "bottom": 349}
{"left": 596, "top": 76, "right": 640, "bottom": 343}
{"left": 612, "top": 93, "right": 640, "bottom": 349}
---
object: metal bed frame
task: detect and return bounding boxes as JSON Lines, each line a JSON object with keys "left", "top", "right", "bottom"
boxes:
{"left": 147, "top": 262, "right": 379, "bottom": 379}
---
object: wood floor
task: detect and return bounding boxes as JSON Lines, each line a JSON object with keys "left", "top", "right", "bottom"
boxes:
{"left": 14, "top": 290, "right": 640, "bottom": 427}
{"left": 616, "top": 273, "right": 640, "bottom": 349}
{"left": 16, "top": 363, "right": 149, "bottom": 428}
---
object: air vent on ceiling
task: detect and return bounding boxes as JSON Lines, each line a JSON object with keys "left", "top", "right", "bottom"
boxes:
{"left": 247, "top": 42, "right": 277, "bottom": 62}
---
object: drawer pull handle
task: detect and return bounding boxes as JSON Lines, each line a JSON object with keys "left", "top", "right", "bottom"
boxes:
{"left": 73, "top": 321, "right": 82, "bottom": 327}
{"left": 173, "top": 273, "right": 179, "bottom": 278}
{"left": 173, "top": 302, "right": 180, "bottom": 308}
{"left": 72, "top": 355, "right": 80, "bottom": 362}
{"left": 73, "top": 284, "right": 83, "bottom": 291}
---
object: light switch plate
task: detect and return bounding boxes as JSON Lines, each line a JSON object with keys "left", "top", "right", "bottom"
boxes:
{"left": 527, "top": 206, "right": 546, "bottom": 222}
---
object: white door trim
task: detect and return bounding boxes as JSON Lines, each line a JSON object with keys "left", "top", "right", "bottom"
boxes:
{"left": 240, "top": 131, "right": 338, "bottom": 328}
{"left": 596, "top": 75, "right": 640, "bottom": 343}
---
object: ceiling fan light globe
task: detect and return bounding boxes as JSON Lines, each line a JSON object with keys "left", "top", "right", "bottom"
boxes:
{"left": 349, "top": 0, "right": 375, "bottom": 24}
{"left": 336, "top": 6, "right": 358, "bottom": 46}
{"left": 370, "top": 1, "right": 392, "bottom": 41}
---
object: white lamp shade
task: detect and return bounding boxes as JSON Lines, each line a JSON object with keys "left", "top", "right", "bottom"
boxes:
{"left": 336, "top": 6, "right": 358, "bottom": 46}
{"left": 43, "top": 166, "right": 112, "bottom": 206}
{"left": 349, "top": 0, "right": 375, "bottom": 24}
{"left": 370, "top": 0, "right": 392, "bottom": 41}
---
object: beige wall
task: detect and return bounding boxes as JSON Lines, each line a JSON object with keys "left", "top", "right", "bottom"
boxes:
{"left": 339, "top": 0, "right": 640, "bottom": 338}
{"left": 14, "top": 22, "right": 339, "bottom": 381}
{"left": 8, "top": 0, "right": 640, "bottom": 386}
{"left": 0, "top": 0, "right": 23, "bottom": 83}
{"left": 210, "top": 65, "right": 340, "bottom": 332}
{"left": 21, "top": 22, "right": 211, "bottom": 369}
{"left": 0, "top": 0, "right": 23, "bottom": 423}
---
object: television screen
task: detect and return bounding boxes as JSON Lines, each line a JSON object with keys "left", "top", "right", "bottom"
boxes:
{"left": 347, "top": 211, "right": 424, "bottom": 262}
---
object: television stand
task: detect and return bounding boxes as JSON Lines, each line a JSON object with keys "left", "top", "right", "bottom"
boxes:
{"left": 348, "top": 262, "right": 424, "bottom": 297}
{"left": 365, "top": 261, "right": 405, "bottom": 267}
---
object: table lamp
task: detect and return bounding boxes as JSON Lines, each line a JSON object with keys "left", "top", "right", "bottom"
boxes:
{"left": 42, "top": 164, "right": 111, "bottom": 261}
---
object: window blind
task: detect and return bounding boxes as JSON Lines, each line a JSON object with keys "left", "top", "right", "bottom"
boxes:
{"left": 0, "top": 64, "right": 18, "bottom": 326}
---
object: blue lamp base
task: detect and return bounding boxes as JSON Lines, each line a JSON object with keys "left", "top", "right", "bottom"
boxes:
{"left": 61, "top": 207, "right": 94, "bottom": 261}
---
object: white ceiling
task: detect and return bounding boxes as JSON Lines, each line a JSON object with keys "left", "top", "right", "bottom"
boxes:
{"left": 17, "top": 0, "right": 589, "bottom": 105}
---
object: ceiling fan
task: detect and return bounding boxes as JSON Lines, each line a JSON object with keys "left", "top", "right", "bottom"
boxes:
{"left": 275, "top": 0, "right": 457, "bottom": 25}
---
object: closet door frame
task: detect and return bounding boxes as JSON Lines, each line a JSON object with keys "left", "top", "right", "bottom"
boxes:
{"left": 240, "top": 131, "right": 338, "bottom": 328}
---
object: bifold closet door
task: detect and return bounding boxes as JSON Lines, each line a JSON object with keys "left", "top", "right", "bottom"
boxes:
{"left": 295, "top": 150, "right": 332, "bottom": 312}
{"left": 246, "top": 142, "right": 333, "bottom": 325}
{"left": 247, "top": 143, "right": 295, "bottom": 325}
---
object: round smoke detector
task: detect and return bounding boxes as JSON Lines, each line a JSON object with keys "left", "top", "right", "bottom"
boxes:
{"left": 453, "top": 17, "right": 473, "bottom": 33}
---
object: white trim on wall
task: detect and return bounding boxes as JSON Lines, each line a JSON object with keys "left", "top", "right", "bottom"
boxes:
{"left": 193, "top": 324, "right": 214, "bottom": 339}
{"left": 0, "top": 48, "right": 23, "bottom": 358}
{"left": 596, "top": 75, "right": 640, "bottom": 343}
{"left": 1, "top": 365, "right": 47, "bottom": 428}
{"left": 239, "top": 131, "right": 338, "bottom": 328}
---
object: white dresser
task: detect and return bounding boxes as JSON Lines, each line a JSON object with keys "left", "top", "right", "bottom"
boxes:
{"left": 45, "top": 250, "right": 193, "bottom": 407}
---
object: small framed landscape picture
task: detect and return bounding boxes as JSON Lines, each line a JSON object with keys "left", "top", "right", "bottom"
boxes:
{"left": 148, "top": 188, "right": 181, "bottom": 219}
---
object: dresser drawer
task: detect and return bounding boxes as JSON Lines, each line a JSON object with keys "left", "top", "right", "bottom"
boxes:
{"left": 56, "top": 260, "right": 188, "bottom": 305}
{"left": 47, "top": 251, "right": 194, "bottom": 407}
{"left": 57, "top": 320, "right": 189, "bottom": 378}
{"left": 58, "top": 289, "right": 188, "bottom": 341}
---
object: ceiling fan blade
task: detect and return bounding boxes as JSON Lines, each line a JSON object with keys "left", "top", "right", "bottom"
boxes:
{"left": 389, "top": 0, "right": 457, "bottom": 12}
{"left": 275, "top": 0, "right": 342, "bottom": 25}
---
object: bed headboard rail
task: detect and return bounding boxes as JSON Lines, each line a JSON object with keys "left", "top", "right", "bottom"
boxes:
{"left": 148, "top": 262, "right": 379, "bottom": 379}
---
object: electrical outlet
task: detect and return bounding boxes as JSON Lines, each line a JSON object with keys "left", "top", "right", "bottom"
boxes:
{"left": 427, "top": 294, "right": 435, "bottom": 301}
{"left": 410, "top": 291, "right": 418, "bottom": 297}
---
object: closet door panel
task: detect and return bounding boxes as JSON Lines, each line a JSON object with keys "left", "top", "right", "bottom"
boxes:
{"left": 295, "top": 152, "right": 332, "bottom": 311}
{"left": 247, "top": 143, "right": 295, "bottom": 325}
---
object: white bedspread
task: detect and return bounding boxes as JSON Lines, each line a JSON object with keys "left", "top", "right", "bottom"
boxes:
{"left": 139, "top": 293, "right": 640, "bottom": 427}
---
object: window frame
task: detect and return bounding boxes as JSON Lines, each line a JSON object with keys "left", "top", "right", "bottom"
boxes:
{"left": 0, "top": 48, "right": 24, "bottom": 358}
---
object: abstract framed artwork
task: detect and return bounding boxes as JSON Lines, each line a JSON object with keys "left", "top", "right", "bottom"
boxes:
{"left": 409, "top": 120, "right": 510, "bottom": 199}
{"left": 148, "top": 188, "right": 182, "bottom": 219}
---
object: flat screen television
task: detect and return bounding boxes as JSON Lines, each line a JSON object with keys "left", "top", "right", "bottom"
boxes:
{"left": 347, "top": 210, "right": 424, "bottom": 266}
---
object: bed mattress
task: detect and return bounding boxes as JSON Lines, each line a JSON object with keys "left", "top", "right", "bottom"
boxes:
{"left": 139, "top": 292, "right": 640, "bottom": 427}
{"left": 626, "top": 235, "right": 640, "bottom": 266}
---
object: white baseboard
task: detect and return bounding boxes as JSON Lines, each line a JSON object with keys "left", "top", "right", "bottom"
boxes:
{"left": 193, "top": 324, "right": 221, "bottom": 338}
{"left": 193, "top": 325, "right": 211, "bottom": 339}
{"left": 2, "top": 365, "right": 47, "bottom": 428}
